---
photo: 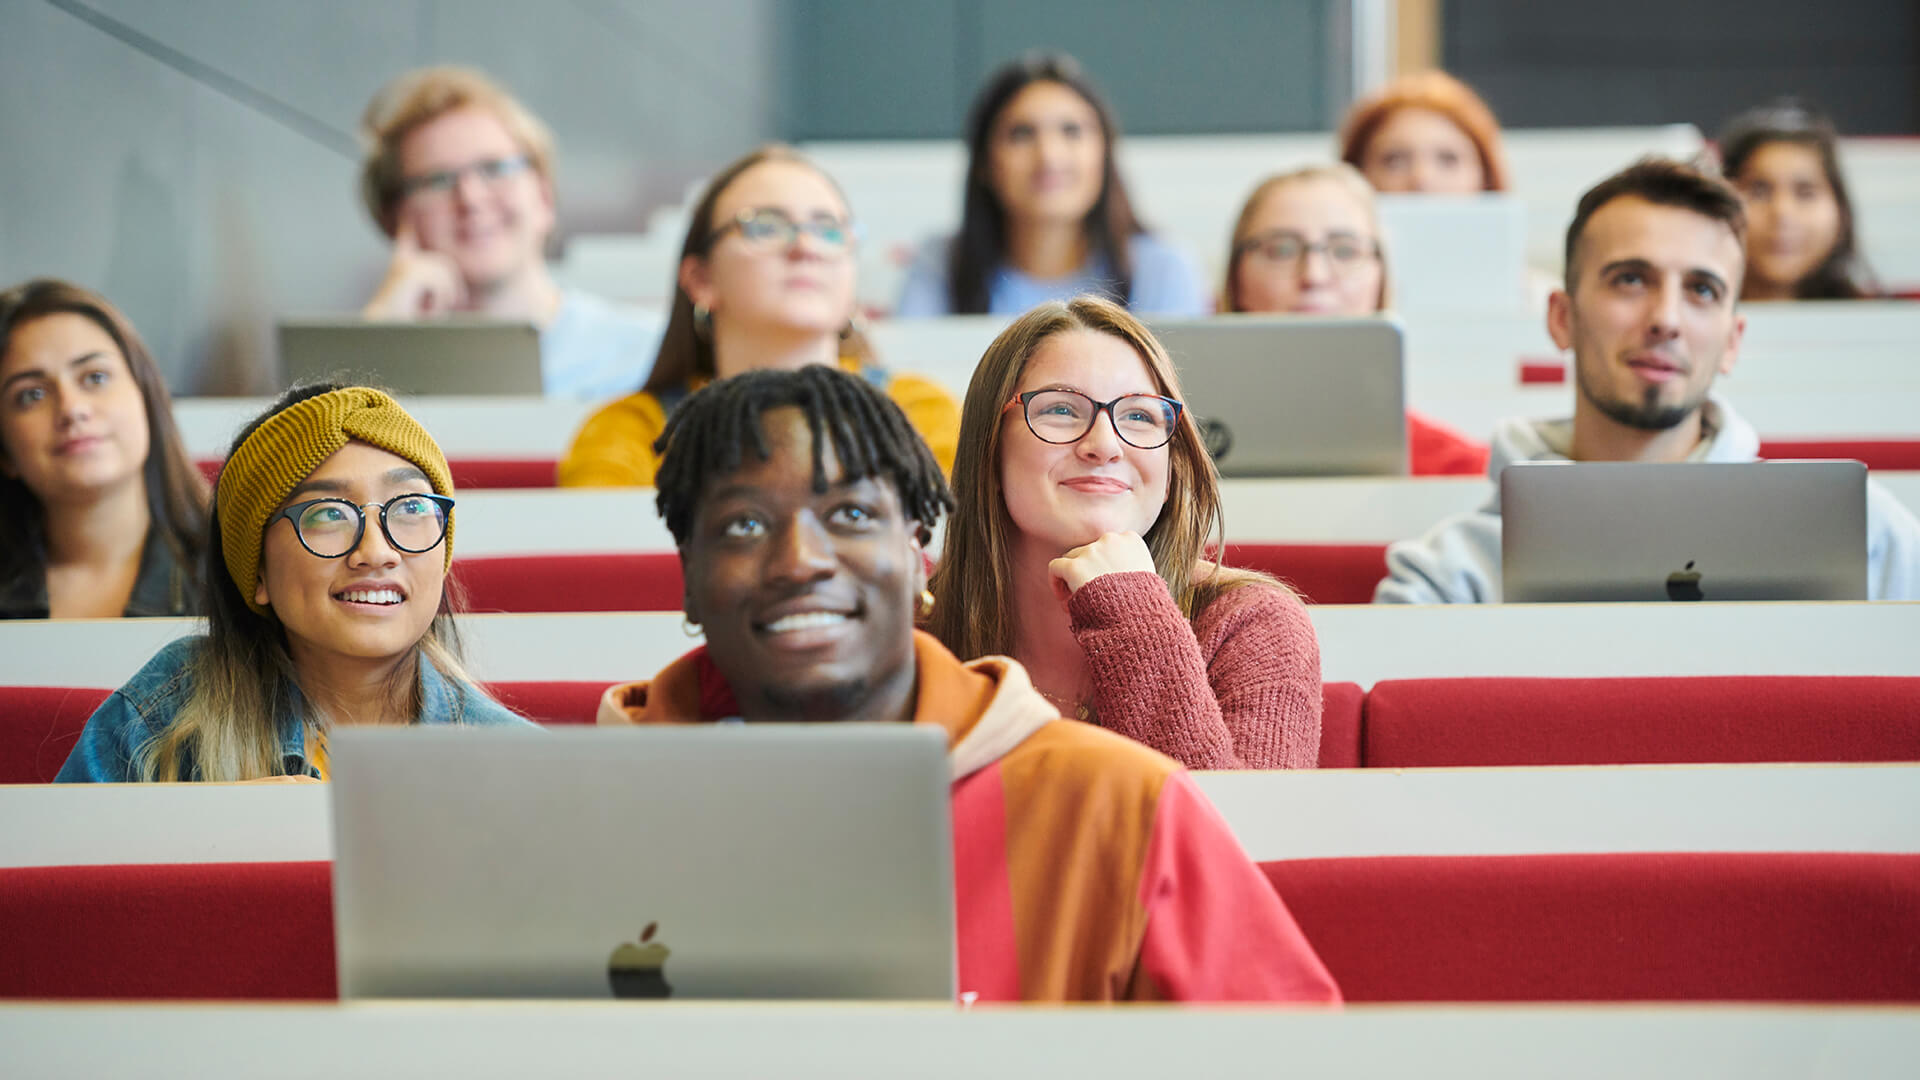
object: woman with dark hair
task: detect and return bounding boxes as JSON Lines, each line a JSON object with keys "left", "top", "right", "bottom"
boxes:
{"left": 928, "top": 297, "right": 1322, "bottom": 770}
{"left": 57, "top": 383, "right": 530, "bottom": 783}
{"left": 559, "top": 145, "right": 958, "bottom": 485}
{"left": 1718, "top": 102, "right": 1877, "bottom": 301}
{"left": 0, "top": 278, "right": 208, "bottom": 619}
{"left": 895, "top": 52, "right": 1206, "bottom": 317}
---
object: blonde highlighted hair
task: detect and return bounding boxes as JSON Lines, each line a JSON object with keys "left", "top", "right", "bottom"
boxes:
{"left": 358, "top": 66, "right": 556, "bottom": 237}
{"left": 927, "top": 296, "right": 1281, "bottom": 662}
{"left": 1221, "top": 163, "right": 1391, "bottom": 313}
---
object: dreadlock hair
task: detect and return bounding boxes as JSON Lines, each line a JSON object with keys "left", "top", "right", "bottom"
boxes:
{"left": 653, "top": 365, "right": 953, "bottom": 548}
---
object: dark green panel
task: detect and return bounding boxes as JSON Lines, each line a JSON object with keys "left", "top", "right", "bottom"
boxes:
{"left": 974, "top": 0, "right": 1332, "bottom": 134}
{"left": 783, "top": 0, "right": 965, "bottom": 138}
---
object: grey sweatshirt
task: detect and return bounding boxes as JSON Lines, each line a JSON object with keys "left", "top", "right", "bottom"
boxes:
{"left": 1373, "top": 396, "right": 1920, "bottom": 603}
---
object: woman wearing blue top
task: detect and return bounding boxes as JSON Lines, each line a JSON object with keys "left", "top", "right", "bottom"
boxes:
{"left": 895, "top": 52, "right": 1207, "bottom": 318}
{"left": 57, "top": 383, "right": 530, "bottom": 783}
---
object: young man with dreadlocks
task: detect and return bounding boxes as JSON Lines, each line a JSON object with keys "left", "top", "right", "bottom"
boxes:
{"left": 594, "top": 365, "right": 1340, "bottom": 1004}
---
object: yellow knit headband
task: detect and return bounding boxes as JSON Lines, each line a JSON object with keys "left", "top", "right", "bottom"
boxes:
{"left": 217, "top": 387, "right": 454, "bottom": 615}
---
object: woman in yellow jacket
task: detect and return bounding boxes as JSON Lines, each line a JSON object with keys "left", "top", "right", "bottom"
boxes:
{"left": 558, "top": 146, "right": 958, "bottom": 486}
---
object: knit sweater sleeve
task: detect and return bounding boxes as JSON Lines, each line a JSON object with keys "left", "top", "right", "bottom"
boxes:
{"left": 555, "top": 392, "right": 667, "bottom": 488}
{"left": 1068, "top": 571, "right": 1322, "bottom": 770}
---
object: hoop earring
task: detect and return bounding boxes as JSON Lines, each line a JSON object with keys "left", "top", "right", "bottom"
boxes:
{"left": 692, "top": 303, "right": 713, "bottom": 342}
{"left": 915, "top": 589, "right": 936, "bottom": 618}
{"left": 681, "top": 616, "right": 703, "bottom": 638}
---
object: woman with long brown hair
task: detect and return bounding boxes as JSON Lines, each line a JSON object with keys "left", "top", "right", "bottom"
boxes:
{"left": 927, "top": 297, "right": 1321, "bottom": 769}
{"left": 559, "top": 145, "right": 958, "bottom": 485}
{"left": 0, "top": 278, "right": 208, "bottom": 619}
{"left": 1717, "top": 101, "right": 1877, "bottom": 301}
{"left": 894, "top": 52, "right": 1206, "bottom": 317}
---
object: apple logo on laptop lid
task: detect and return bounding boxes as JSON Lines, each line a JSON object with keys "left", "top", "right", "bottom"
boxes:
{"left": 608, "top": 921, "right": 672, "bottom": 999}
{"left": 1666, "top": 560, "right": 1704, "bottom": 602}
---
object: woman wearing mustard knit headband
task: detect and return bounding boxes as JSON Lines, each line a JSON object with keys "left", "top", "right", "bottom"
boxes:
{"left": 57, "top": 383, "right": 531, "bottom": 783}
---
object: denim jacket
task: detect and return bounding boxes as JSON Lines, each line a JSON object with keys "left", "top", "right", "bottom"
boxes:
{"left": 54, "top": 635, "right": 534, "bottom": 782}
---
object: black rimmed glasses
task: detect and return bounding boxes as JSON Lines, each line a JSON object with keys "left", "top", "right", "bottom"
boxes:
{"left": 706, "top": 207, "right": 857, "bottom": 253}
{"left": 398, "top": 154, "right": 533, "bottom": 200}
{"left": 1235, "top": 229, "right": 1379, "bottom": 271}
{"left": 1006, "top": 389, "right": 1184, "bottom": 450}
{"left": 267, "top": 493, "right": 455, "bottom": 559}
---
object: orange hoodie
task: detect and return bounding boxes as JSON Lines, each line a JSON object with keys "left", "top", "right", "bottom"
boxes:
{"left": 597, "top": 631, "right": 1341, "bottom": 1004}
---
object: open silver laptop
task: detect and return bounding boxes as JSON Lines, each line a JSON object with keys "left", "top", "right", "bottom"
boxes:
{"left": 278, "top": 318, "right": 542, "bottom": 394}
{"left": 1502, "top": 460, "right": 1868, "bottom": 603}
{"left": 329, "top": 724, "right": 955, "bottom": 1000}
{"left": 1150, "top": 315, "right": 1407, "bottom": 477}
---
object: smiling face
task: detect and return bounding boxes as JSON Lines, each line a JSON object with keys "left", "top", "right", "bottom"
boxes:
{"left": 394, "top": 104, "right": 555, "bottom": 290}
{"left": 1360, "top": 107, "right": 1486, "bottom": 194}
{"left": 0, "top": 312, "right": 150, "bottom": 505}
{"left": 1732, "top": 141, "right": 1844, "bottom": 297}
{"left": 680, "top": 160, "right": 859, "bottom": 356}
{"left": 998, "top": 330, "right": 1171, "bottom": 554}
{"left": 986, "top": 80, "right": 1107, "bottom": 229}
{"left": 1232, "top": 176, "right": 1386, "bottom": 315}
{"left": 1553, "top": 196, "right": 1746, "bottom": 432}
{"left": 253, "top": 441, "right": 447, "bottom": 674}
{"left": 681, "top": 406, "right": 923, "bottom": 721}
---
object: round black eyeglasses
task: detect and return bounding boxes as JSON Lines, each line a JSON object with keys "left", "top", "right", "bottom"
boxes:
{"left": 267, "top": 493, "right": 455, "bottom": 559}
{"left": 1004, "top": 389, "right": 1184, "bottom": 450}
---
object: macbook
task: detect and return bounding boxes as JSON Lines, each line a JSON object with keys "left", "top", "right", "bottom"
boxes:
{"left": 278, "top": 318, "right": 542, "bottom": 394}
{"left": 329, "top": 724, "right": 955, "bottom": 1000}
{"left": 1151, "top": 315, "right": 1408, "bottom": 477}
{"left": 1501, "top": 460, "right": 1868, "bottom": 603}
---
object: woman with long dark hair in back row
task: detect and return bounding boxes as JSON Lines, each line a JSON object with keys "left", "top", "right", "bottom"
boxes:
{"left": 0, "top": 279, "right": 208, "bottom": 619}
{"left": 895, "top": 52, "right": 1206, "bottom": 318}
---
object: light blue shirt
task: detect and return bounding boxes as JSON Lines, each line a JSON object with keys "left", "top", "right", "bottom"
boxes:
{"left": 541, "top": 289, "right": 665, "bottom": 400}
{"left": 894, "top": 232, "right": 1209, "bottom": 317}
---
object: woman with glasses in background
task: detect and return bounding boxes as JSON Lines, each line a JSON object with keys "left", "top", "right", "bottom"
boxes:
{"left": 894, "top": 51, "right": 1207, "bottom": 318}
{"left": 57, "top": 383, "right": 530, "bottom": 783}
{"left": 358, "top": 67, "right": 659, "bottom": 400}
{"left": 559, "top": 145, "right": 959, "bottom": 485}
{"left": 1221, "top": 165, "right": 1488, "bottom": 476}
{"left": 1, "top": 278, "right": 208, "bottom": 619}
{"left": 927, "top": 297, "right": 1321, "bottom": 770}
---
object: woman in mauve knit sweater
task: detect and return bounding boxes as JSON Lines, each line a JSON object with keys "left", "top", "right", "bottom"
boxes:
{"left": 927, "top": 297, "right": 1322, "bottom": 769}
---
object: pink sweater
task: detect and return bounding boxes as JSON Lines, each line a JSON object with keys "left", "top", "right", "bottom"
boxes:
{"left": 1068, "top": 571, "right": 1322, "bottom": 770}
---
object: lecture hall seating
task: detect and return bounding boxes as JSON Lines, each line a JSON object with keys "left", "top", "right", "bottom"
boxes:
{"left": 6, "top": 852, "right": 1917, "bottom": 1003}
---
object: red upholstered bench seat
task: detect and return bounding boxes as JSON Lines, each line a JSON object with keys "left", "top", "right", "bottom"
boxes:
{"left": 1364, "top": 676, "right": 1920, "bottom": 767}
{"left": 1219, "top": 543, "right": 1389, "bottom": 605}
{"left": 453, "top": 553, "right": 685, "bottom": 613}
{"left": 1760, "top": 439, "right": 1920, "bottom": 471}
{"left": 9, "top": 854, "right": 1916, "bottom": 1002}
{"left": 1265, "top": 852, "right": 1920, "bottom": 1002}
{"left": 0, "top": 861, "right": 337, "bottom": 1000}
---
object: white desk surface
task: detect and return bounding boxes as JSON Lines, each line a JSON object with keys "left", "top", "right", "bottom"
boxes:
{"left": 6, "top": 603, "right": 1919, "bottom": 689}
{"left": 4, "top": 1002, "right": 1916, "bottom": 1079}
{"left": 5, "top": 764, "right": 1914, "bottom": 869}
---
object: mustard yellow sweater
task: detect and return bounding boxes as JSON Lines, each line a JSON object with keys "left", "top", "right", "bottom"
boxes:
{"left": 557, "top": 359, "right": 960, "bottom": 487}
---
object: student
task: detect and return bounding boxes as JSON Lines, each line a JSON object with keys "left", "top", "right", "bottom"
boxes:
{"left": 1375, "top": 160, "right": 1920, "bottom": 604}
{"left": 1338, "top": 71, "right": 1510, "bottom": 195}
{"left": 57, "top": 384, "right": 530, "bottom": 782}
{"left": 596, "top": 364, "right": 1340, "bottom": 1004}
{"left": 895, "top": 52, "right": 1206, "bottom": 317}
{"left": 1221, "top": 165, "right": 1489, "bottom": 476}
{"left": 1718, "top": 101, "right": 1877, "bottom": 301}
{"left": 558, "top": 146, "right": 959, "bottom": 485}
{"left": 357, "top": 66, "right": 658, "bottom": 400}
{"left": 0, "top": 279, "right": 207, "bottom": 619}
{"left": 929, "top": 297, "right": 1322, "bottom": 769}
